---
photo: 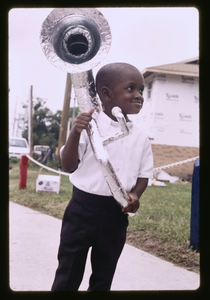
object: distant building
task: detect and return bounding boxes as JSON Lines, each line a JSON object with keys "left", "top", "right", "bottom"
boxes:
{"left": 132, "top": 58, "right": 199, "bottom": 178}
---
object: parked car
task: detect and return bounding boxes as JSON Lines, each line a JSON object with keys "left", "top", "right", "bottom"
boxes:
{"left": 9, "top": 137, "right": 29, "bottom": 159}
{"left": 33, "top": 145, "right": 50, "bottom": 157}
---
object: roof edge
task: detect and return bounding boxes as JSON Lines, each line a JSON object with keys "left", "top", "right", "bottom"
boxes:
{"left": 142, "top": 65, "right": 199, "bottom": 78}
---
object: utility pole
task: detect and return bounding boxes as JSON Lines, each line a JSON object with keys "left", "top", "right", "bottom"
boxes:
{"left": 71, "top": 96, "right": 76, "bottom": 130}
{"left": 28, "top": 85, "right": 33, "bottom": 158}
{"left": 16, "top": 113, "right": 21, "bottom": 137}
{"left": 57, "top": 73, "right": 72, "bottom": 162}
{"left": 12, "top": 96, "right": 18, "bottom": 136}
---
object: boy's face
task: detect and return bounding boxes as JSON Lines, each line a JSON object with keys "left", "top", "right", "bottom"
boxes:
{"left": 108, "top": 68, "right": 144, "bottom": 117}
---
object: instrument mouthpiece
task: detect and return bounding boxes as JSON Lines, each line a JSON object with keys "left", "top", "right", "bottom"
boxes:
{"left": 111, "top": 106, "right": 122, "bottom": 117}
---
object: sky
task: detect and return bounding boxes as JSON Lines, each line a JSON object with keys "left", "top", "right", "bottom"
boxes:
{"left": 8, "top": 7, "right": 199, "bottom": 137}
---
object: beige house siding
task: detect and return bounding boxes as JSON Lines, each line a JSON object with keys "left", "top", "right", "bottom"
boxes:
{"left": 151, "top": 144, "right": 199, "bottom": 178}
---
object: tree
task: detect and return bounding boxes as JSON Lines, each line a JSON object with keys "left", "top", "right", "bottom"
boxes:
{"left": 58, "top": 73, "right": 72, "bottom": 163}
{"left": 21, "top": 97, "right": 79, "bottom": 154}
{"left": 22, "top": 97, "right": 61, "bottom": 152}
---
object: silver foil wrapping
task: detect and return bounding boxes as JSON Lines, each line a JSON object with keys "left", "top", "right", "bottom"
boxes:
{"left": 86, "top": 114, "right": 130, "bottom": 208}
{"left": 71, "top": 70, "right": 102, "bottom": 114}
{"left": 40, "top": 8, "right": 132, "bottom": 211}
{"left": 40, "top": 8, "right": 112, "bottom": 73}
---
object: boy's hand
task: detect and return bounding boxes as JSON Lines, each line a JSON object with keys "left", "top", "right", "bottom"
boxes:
{"left": 73, "top": 108, "right": 95, "bottom": 135}
{"left": 122, "top": 193, "right": 140, "bottom": 214}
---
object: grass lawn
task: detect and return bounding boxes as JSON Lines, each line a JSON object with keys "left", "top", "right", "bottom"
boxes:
{"left": 9, "top": 161, "right": 199, "bottom": 273}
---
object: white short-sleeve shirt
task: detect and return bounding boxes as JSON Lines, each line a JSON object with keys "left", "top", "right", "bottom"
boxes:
{"left": 60, "top": 112, "right": 153, "bottom": 196}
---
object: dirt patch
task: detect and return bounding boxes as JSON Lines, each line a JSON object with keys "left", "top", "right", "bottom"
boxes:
{"left": 126, "top": 231, "right": 200, "bottom": 274}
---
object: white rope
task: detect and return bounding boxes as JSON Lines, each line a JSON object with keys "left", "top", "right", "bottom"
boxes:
{"left": 26, "top": 155, "right": 71, "bottom": 176}
{"left": 153, "top": 156, "right": 199, "bottom": 172}
{"left": 26, "top": 154, "right": 199, "bottom": 177}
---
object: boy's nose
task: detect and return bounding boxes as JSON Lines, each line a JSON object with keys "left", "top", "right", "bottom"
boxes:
{"left": 134, "top": 91, "right": 143, "bottom": 100}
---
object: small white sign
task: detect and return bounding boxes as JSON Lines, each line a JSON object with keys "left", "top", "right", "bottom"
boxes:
{"left": 36, "top": 174, "right": 60, "bottom": 194}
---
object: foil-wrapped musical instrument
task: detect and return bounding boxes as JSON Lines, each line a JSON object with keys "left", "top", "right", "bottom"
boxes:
{"left": 40, "top": 8, "right": 134, "bottom": 213}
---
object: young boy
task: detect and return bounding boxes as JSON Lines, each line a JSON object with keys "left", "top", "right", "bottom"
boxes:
{"left": 51, "top": 62, "right": 153, "bottom": 291}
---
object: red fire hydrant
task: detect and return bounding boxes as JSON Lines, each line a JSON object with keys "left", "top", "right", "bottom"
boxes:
{"left": 19, "top": 155, "right": 28, "bottom": 189}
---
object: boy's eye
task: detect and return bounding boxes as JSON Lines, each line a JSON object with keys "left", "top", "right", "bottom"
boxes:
{"left": 127, "top": 86, "right": 134, "bottom": 91}
{"left": 127, "top": 86, "right": 144, "bottom": 95}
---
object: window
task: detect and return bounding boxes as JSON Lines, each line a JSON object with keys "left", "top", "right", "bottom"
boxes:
{"left": 9, "top": 138, "right": 27, "bottom": 148}
{"left": 147, "top": 81, "right": 153, "bottom": 99}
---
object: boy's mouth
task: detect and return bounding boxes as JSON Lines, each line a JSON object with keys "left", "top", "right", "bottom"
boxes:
{"left": 131, "top": 100, "right": 143, "bottom": 107}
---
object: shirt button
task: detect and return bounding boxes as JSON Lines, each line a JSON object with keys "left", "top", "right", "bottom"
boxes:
{"left": 116, "top": 168, "right": 120, "bottom": 172}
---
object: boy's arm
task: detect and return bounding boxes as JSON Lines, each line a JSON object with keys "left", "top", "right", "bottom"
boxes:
{"left": 122, "top": 177, "right": 148, "bottom": 214}
{"left": 61, "top": 108, "right": 94, "bottom": 172}
{"left": 61, "top": 129, "right": 81, "bottom": 173}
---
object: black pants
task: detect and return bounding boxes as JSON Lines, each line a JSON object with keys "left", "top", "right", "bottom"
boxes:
{"left": 51, "top": 187, "right": 128, "bottom": 291}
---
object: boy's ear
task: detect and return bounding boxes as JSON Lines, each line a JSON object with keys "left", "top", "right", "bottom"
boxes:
{"left": 101, "top": 86, "right": 112, "bottom": 101}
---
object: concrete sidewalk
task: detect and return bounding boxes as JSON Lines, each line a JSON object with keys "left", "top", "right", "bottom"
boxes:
{"left": 9, "top": 201, "right": 199, "bottom": 291}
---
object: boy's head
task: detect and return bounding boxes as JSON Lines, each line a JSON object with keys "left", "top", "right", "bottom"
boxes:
{"left": 95, "top": 62, "right": 144, "bottom": 120}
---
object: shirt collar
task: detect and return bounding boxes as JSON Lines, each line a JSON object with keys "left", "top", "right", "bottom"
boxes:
{"left": 97, "top": 111, "right": 133, "bottom": 131}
